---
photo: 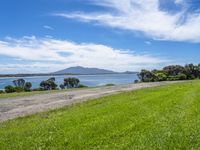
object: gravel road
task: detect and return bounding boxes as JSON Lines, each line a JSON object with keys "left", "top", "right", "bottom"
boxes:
{"left": 0, "top": 81, "right": 181, "bottom": 122}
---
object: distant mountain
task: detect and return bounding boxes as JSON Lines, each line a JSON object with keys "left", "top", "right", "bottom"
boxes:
{"left": 53, "top": 66, "right": 117, "bottom": 75}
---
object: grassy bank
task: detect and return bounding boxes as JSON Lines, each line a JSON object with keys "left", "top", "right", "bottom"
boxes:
{"left": 0, "top": 81, "right": 200, "bottom": 149}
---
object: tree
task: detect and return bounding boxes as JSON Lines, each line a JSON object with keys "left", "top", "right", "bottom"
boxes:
{"left": 138, "top": 70, "right": 156, "bottom": 82}
{"left": 184, "top": 64, "right": 199, "bottom": 79}
{"left": 40, "top": 81, "right": 49, "bottom": 90}
{"left": 64, "top": 78, "right": 80, "bottom": 88}
{"left": 177, "top": 73, "right": 187, "bottom": 80}
{"left": 138, "top": 63, "right": 200, "bottom": 83}
{"left": 13, "top": 79, "right": 25, "bottom": 88}
{"left": 40, "top": 78, "right": 57, "bottom": 90}
{"left": 24, "top": 82, "right": 32, "bottom": 91}
{"left": 163, "top": 65, "right": 185, "bottom": 76}
{"left": 155, "top": 72, "right": 167, "bottom": 81}
{"left": 198, "top": 64, "right": 200, "bottom": 78}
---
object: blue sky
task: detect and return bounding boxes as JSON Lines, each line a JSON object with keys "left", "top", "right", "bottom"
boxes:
{"left": 0, "top": 0, "right": 200, "bottom": 73}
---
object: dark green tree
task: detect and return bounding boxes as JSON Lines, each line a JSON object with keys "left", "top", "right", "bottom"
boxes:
{"left": 184, "top": 64, "right": 199, "bottom": 79}
{"left": 64, "top": 78, "right": 80, "bottom": 88}
{"left": 138, "top": 70, "right": 156, "bottom": 82}
{"left": 24, "top": 82, "right": 32, "bottom": 91}
{"left": 163, "top": 65, "right": 185, "bottom": 76}
{"left": 40, "top": 78, "right": 57, "bottom": 90}
{"left": 13, "top": 79, "right": 25, "bottom": 88}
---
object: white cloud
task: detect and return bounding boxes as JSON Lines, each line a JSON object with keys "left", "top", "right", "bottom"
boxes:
{"left": 43, "top": 25, "right": 54, "bottom": 30}
{"left": 55, "top": 0, "right": 200, "bottom": 42}
{"left": 174, "top": 0, "right": 184, "bottom": 5}
{"left": 0, "top": 36, "right": 167, "bottom": 73}
{"left": 145, "top": 41, "right": 151, "bottom": 45}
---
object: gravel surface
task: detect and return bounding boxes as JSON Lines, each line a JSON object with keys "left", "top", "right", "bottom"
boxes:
{"left": 0, "top": 81, "right": 182, "bottom": 122}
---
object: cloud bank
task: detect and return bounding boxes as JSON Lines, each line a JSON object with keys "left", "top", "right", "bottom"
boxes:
{"left": 0, "top": 36, "right": 167, "bottom": 73}
{"left": 55, "top": 0, "right": 200, "bottom": 42}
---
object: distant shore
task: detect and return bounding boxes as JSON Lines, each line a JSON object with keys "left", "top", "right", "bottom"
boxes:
{"left": 0, "top": 72, "right": 137, "bottom": 78}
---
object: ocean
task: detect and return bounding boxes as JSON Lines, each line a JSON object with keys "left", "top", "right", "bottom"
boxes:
{"left": 0, "top": 73, "right": 138, "bottom": 90}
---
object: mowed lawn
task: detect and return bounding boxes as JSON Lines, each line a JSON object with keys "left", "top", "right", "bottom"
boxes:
{"left": 1, "top": 81, "right": 200, "bottom": 149}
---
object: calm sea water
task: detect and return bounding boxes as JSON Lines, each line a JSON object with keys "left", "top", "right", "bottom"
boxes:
{"left": 0, "top": 74, "right": 138, "bottom": 90}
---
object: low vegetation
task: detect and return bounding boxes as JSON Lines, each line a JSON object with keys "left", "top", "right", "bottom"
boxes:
{"left": 0, "top": 81, "right": 200, "bottom": 149}
{"left": 138, "top": 63, "right": 200, "bottom": 82}
{"left": 1, "top": 77, "right": 87, "bottom": 94}
{"left": 4, "top": 79, "right": 32, "bottom": 93}
{"left": 105, "top": 84, "right": 115, "bottom": 86}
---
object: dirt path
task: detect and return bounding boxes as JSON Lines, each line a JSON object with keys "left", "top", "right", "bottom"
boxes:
{"left": 0, "top": 81, "right": 181, "bottom": 122}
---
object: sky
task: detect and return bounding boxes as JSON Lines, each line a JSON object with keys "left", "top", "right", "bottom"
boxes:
{"left": 0, "top": 0, "right": 200, "bottom": 73}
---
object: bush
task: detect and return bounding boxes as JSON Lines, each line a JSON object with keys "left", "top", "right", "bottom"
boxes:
{"left": 167, "top": 76, "right": 178, "bottom": 81}
{"left": 24, "top": 82, "right": 32, "bottom": 91}
{"left": 155, "top": 73, "right": 167, "bottom": 81}
{"left": 32, "top": 88, "right": 44, "bottom": 91}
{"left": 187, "top": 74, "right": 196, "bottom": 80}
{"left": 177, "top": 73, "right": 187, "bottom": 80}
{"left": 105, "top": 84, "right": 115, "bottom": 86}
{"left": 0, "top": 90, "right": 4, "bottom": 94}
{"left": 4, "top": 85, "right": 16, "bottom": 93}
{"left": 60, "top": 84, "right": 65, "bottom": 90}
{"left": 79, "top": 84, "right": 88, "bottom": 88}
{"left": 134, "top": 80, "right": 139, "bottom": 83}
{"left": 14, "top": 87, "right": 24, "bottom": 93}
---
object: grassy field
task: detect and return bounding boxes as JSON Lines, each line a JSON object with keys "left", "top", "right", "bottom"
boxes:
{"left": 0, "top": 81, "right": 200, "bottom": 149}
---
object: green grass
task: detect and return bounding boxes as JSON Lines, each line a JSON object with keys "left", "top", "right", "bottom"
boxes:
{"left": 0, "top": 87, "right": 88, "bottom": 99}
{"left": 0, "top": 90, "right": 62, "bottom": 99}
{"left": 1, "top": 81, "right": 200, "bottom": 149}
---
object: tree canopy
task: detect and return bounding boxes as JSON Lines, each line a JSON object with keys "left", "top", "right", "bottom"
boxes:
{"left": 138, "top": 64, "right": 200, "bottom": 82}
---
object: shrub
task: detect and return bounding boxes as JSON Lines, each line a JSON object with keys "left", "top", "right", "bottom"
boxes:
{"left": 134, "top": 80, "right": 139, "bottom": 83}
{"left": 177, "top": 73, "right": 187, "bottom": 80}
{"left": 5, "top": 85, "right": 16, "bottom": 93}
{"left": 155, "top": 73, "right": 167, "bottom": 81}
{"left": 79, "top": 84, "right": 88, "bottom": 88}
{"left": 167, "top": 76, "right": 179, "bottom": 81}
{"left": 187, "top": 74, "right": 196, "bottom": 80}
{"left": 14, "top": 87, "right": 24, "bottom": 93}
{"left": 0, "top": 90, "right": 4, "bottom": 94}
{"left": 105, "top": 84, "right": 115, "bottom": 86}
{"left": 24, "top": 82, "right": 32, "bottom": 91}
{"left": 59, "top": 84, "right": 65, "bottom": 90}
{"left": 32, "top": 88, "right": 44, "bottom": 91}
